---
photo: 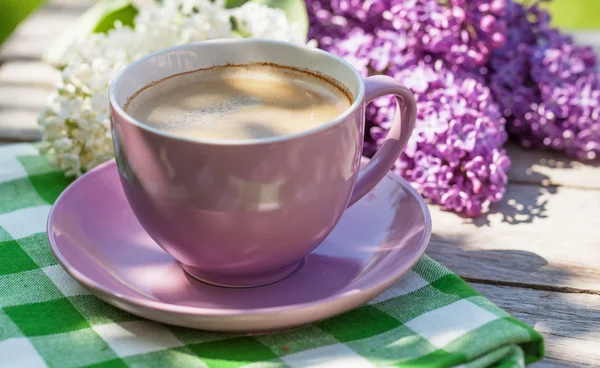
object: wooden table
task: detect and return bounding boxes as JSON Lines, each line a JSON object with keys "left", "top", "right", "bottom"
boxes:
{"left": 1, "top": 1, "right": 598, "bottom": 366}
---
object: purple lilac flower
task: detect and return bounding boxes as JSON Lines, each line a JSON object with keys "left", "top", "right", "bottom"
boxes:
{"left": 327, "top": 27, "right": 419, "bottom": 77}
{"left": 306, "top": 0, "right": 354, "bottom": 49}
{"left": 370, "top": 62, "right": 510, "bottom": 216}
{"left": 306, "top": 0, "right": 512, "bottom": 216}
{"left": 487, "top": 1, "right": 553, "bottom": 125}
{"left": 308, "top": 0, "right": 600, "bottom": 215}
{"left": 487, "top": 1, "right": 600, "bottom": 160}
{"left": 307, "top": 0, "right": 507, "bottom": 68}
{"left": 384, "top": 0, "right": 507, "bottom": 68}
{"left": 307, "top": 0, "right": 508, "bottom": 69}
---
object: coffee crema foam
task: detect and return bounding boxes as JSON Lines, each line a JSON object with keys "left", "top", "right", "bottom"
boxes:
{"left": 125, "top": 64, "right": 352, "bottom": 141}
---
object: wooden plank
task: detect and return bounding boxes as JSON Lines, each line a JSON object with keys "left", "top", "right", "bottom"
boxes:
{"left": 428, "top": 183, "right": 600, "bottom": 293}
{"left": 0, "top": 110, "right": 42, "bottom": 141}
{"left": 0, "top": 61, "right": 59, "bottom": 86}
{"left": 0, "top": 0, "right": 93, "bottom": 61}
{"left": 507, "top": 142, "right": 600, "bottom": 190}
{"left": 473, "top": 283, "right": 600, "bottom": 366}
{"left": 0, "top": 83, "right": 50, "bottom": 141}
{"left": 488, "top": 29, "right": 600, "bottom": 191}
{"left": 0, "top": 84, "right": 52, "bottom": 109}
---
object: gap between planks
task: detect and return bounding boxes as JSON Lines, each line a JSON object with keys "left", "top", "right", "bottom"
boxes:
{"left": 463, "top": 277, "right": 600, "bottom": 296}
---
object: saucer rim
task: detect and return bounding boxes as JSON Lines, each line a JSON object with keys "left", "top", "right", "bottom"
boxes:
{"left": 47, "top": 158, "right": 432, "bottom": 319}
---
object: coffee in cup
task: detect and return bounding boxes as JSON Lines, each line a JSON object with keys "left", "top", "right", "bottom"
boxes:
{"left": 125, "top": 64, "right": 352, "bottom": 141}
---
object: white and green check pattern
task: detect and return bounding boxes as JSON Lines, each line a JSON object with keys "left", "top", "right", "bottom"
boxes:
{"left": 0, "top": 143, "right": 543, "bottom": 368}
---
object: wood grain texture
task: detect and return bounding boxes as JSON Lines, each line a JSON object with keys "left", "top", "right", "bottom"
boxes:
{"left": 0, "top": 62, "right": 59, "bottom": 86}
{"left": 0, "top": 84, "right": 52, "bottom": 109}
{"left": 0, "top": 63, "right": 58, "bottom": 141}
{"left": 0, "top": 110, "right": 41, "bottom": 141}
{"left": 427, "top": 183, "right": 600, "bottom": 293}
{"left": 473, "top": 283, "right": 600, "bottom": 366}
{"left": 0, "top": 0, "right": 93, "bottom": 140}
{"left": 506, "top": 142, "right": 600, "bottom": 190}
{"left": 0, "top": 83, "right": 51, "bottom": 141}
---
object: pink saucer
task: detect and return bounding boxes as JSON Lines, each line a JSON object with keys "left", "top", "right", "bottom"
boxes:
{"left": 47, "top": 159, "right": 431, "bottom": 332}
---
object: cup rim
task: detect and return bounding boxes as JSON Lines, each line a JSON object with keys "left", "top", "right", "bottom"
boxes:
{"left": 108, "top": 38, "right": 365, "bottom": 146}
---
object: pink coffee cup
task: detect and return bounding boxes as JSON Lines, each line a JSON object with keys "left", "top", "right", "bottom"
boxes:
{"left": 109, "top": 39, "right": 417, "bottom": 288}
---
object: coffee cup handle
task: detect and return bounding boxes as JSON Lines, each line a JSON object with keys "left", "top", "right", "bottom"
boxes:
{"left": 348, "top": 75, "right": 417, "bottom": 206}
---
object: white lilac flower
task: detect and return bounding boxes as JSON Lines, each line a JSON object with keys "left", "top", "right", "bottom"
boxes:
{"left": 39, "top": 0, "right": 303, "bottom": 176}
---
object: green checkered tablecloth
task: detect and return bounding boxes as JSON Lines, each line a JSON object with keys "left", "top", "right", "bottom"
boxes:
{"left": 0, "top": 143, "right": 543, "bottom": 368}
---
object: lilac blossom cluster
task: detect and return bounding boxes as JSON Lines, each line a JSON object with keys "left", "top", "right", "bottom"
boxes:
{"left": 307, "top": 0, "right": 507, "bottom": 69}
{"left": 307, "top": 0, "right": 600, "bottom": 216}
{"left": 371, "top": 61, "right": 510, "bottom": 216}
{"left": 488, "top": 1, "right": 600, "bottom": 160}
{"left": 306, "top": 0, "right": 511, "bottom": 216}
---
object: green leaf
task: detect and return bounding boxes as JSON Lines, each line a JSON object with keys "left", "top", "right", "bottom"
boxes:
{"left": 226, "top": 0, "right": 308, "bottom": 41}
{"left": 91, "top": 1, "right": 137, "bottom": 33}
{"left": 42, "top": 0, "right": 137, "bottom": 67}
{"left": 229, "top": 17, "right": 252, "bottom": 38}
